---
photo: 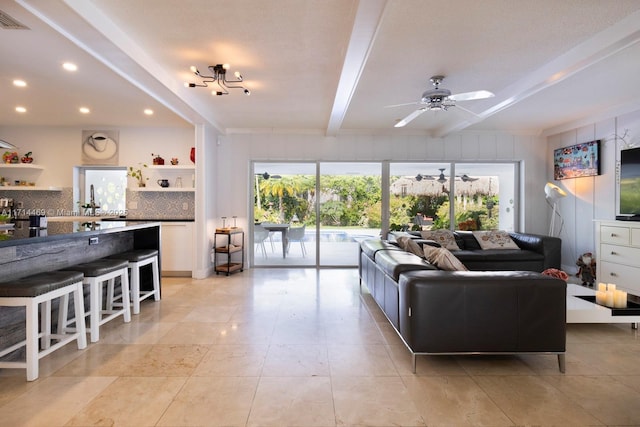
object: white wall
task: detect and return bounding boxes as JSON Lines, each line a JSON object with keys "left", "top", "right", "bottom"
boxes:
{"left": 216, "top": 130, "right": 550, "bottom": 235}
{"left": 0, "top": 126, "right": 194, "bottom": 187}
{"left": 546, "top": 109, "right": 640, "bottom": 274}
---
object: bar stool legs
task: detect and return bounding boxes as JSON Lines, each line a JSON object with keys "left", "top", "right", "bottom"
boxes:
{"left": 0, "top": 271, "right": 87, "bottom": 381}
{"left": 108, "top": 249, "right": 160, "bottom": 315}
{"left": 63, "top": 259, "right": 131, "bottom": 343}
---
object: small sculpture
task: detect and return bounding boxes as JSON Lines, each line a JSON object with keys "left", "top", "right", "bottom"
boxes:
{"left": 576, "top": 252, "right": 596, "bottom": 286}
{"left": 152, "top": 153, "right": 165, "bottom": 165}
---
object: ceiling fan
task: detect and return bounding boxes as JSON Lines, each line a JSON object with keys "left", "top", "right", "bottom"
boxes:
{"left": 457, "top": 174, "right": 479, "bottom": 182}
{"left": 415, "top": 168, "right": 449, "bottom": 183}
{"left": 256, "top": 172, "right": 281, "bottom": 180}
{"left": 392, "top": 75, "right": 494, "bottom": 128}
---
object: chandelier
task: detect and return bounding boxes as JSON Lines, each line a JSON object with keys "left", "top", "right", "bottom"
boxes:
{"left": 185, "top": 63, "right": 250, "bottom": 96}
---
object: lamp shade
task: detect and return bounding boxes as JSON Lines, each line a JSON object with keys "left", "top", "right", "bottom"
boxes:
{"left": 544, "top": 182, "right": 567, "bottom": 201}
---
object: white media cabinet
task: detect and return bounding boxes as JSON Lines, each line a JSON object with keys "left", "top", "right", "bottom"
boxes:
{"left": 595, "top": 220, "right": 640, "bottom": 296}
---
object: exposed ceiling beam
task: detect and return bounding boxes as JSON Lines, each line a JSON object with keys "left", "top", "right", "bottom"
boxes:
{"left": 325, "top": 0, "right": 388, "bottom": 137}
{"left": 435, "top": 9, "right": 640, "bottom": 138}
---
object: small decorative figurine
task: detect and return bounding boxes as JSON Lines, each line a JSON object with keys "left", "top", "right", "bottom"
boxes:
{"left": 152, "top": 153, "right": 165, "bottom": 165}
{"left": 171, "top": 157, "right": 179, "bottom": 165}
{"left": 576, "top": 252, "right": 596, "bottom": 286}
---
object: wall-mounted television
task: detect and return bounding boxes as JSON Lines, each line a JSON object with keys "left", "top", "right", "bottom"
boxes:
{"left": 618, "top": 146, "right": 640, "bottom": 220}
{"left": 553, "top": 140, "right": 600, "bottom": 180}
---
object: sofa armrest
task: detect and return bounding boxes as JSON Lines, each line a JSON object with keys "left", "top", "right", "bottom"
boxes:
{"left": 509, "top": 232, "right": 561, "bottom": 270}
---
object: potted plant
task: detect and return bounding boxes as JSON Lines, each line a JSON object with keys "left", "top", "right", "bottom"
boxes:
{"left": 128, "top": 163, "right": 148, "bottom": 187}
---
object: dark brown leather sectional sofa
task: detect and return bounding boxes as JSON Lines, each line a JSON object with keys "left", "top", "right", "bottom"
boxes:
{"left": 359, "top": 235, "right": 567, "bottom": 372}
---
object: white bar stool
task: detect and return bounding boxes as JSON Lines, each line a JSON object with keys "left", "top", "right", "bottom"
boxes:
{"left": 62, "top": 259, "right": 130, "bottom": 343}
{"left": 0, "top": 271, "right": 87, "bottom": 381}
{"left": 108, "top": 249, "right": 160, "bottom": 314}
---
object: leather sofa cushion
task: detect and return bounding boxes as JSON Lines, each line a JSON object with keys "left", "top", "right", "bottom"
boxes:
{"left": 398, "top": 270, "right": 566, "bottom": 353}
{"left": 374, "top": 250, "right": 437, "bottom": 281}
{"left": 454, "top": 249, "right": 544, "bottom": 271}
{"left": 360, "top": 239, "right": 402, "bottom": 258}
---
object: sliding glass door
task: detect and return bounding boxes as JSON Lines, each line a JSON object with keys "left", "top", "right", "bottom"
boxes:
{"left": 252, "top": 161, "right": 517, "bottom": 267}
{"left": 253, "top": 162, "right": 316, "bottom": 267}
{"left": 318, "top": 163, "right": 381, "bottom": 266}
{"left": 389, "top": 162, "right": 517, "bottom": 232}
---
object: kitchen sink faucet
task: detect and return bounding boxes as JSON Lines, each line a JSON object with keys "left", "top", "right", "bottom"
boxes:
{"left": 89, "top": 184, "right": 100, "bottom": 216}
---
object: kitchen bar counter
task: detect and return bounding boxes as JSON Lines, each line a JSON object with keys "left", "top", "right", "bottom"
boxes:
{"left": 0, "top": 220, "right": 161, "bottom": 352}
{"left": 0, "top": 221, "right": 160, "bottom": 282}
{"left": 0, "top": 220, "right": 161, "bottom": 247}
{"left": 102, "top": 217, "right": 194, "bottom": 222}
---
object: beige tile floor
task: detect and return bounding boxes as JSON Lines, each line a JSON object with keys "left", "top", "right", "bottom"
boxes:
{"left": 1, "top": 268, "right": 640, "bottom": 426}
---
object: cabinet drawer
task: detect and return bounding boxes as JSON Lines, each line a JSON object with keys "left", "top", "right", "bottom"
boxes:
{"left": 600, "top": 226, "right": 630, "bottom": 245}
{"left": 632, "top": 228, "right": 640, "bottom": 247}
{"left": 600, "top": 243, "right": 640, "bottom": 264}
{"left": 599, "top": 261, "right": 640, "bottom": 295}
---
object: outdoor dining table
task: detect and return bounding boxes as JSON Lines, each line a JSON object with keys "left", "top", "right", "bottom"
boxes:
{"left": 260, "top": 223, "right": 290, "bottom": 258}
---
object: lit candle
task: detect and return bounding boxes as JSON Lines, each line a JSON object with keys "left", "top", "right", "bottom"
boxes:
{"left": 614, "top": 290, "right": 627, "bottom": 309}
{"left": 598, "top": 283, "right": 607, "bottom": 292}
{"left": 608, "top": 283, "right": 616, "bottom": 292}
{"left": 605, "top": 290, "right": 615, "bottom": 307}
{"left": 596, "top": 291, "right": 607, "bottom": 305}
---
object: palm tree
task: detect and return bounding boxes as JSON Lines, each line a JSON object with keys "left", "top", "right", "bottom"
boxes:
{"left": 260, "top": 176, "right": 303, "bottom": 221}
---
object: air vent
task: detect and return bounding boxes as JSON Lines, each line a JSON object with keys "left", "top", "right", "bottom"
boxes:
{"left": 0, "top": 10, "right": 29, "bottom": 30}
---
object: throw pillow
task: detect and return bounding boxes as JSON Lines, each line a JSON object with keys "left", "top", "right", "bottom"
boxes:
{"left": 420, "top": 230, "right": 460, "bottom": 250}
{"left": 396, "top": 236, "right": 424, "bottom": 258}
{"left": 423, "top": 245, "right": 468, "bottom": 271}
{"left": 472, "top": 230, "right": 519, "bottom": 250}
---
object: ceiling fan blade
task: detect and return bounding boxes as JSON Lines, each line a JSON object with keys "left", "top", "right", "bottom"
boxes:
{"left": 448, "top": 90, "right": 494, "bottom": 102}
{"left": 394, "top": 108, "right": 427, "bottom": 128}
{"left": 384, "top": 101, "right": 418, "bottom": 108}
{"left": 452, "top": 103, "right": 480, "bottom": 118}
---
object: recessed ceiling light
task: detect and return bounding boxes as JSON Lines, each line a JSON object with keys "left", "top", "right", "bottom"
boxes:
{"left": 63, "top": 62, "right": 78, "bottom": 72}
{"left": 79, "top": 107, "right": 90, "bottom": 114}
{"left": 143, "top": 108, "right": 154, "bottom": 115}
{"left": 13, "top": 79, "right": 27, "bottom": 87}
{"left": 15, "top": 106, "right": 27, "bottom": 113}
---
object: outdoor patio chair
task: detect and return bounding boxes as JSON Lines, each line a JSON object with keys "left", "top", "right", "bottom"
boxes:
{"left": 287, "top": 225, "right": 307, "bottom": 257}
{"left": 254, "top": 225, "right": 270, "bottom": 257}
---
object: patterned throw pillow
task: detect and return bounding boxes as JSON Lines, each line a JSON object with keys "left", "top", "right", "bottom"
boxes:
{"left": 472, "top": 230, "right": 519, "bottom": 250}
{"left": 420, "top": 230, "right": 460, "bottom": 250}
{"left": 396, "top": 236, "right": 424, "bottom": 257}
{"left": 423, "top": 245, "right": 468, "bottom": 271}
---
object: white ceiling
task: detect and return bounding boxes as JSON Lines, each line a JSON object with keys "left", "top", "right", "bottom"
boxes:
{"left": 2, "top": 0, "right": 640, "bottom": 137}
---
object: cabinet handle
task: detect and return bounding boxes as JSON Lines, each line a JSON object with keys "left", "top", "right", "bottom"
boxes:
{"left": 610, "top": 251, "right": 618, "bottom": 255}
{"left": 609, "top": 272, "right": 618, "bottom": 277}
{"left": 610, "top": 233, "right": 618, "bottom": 237}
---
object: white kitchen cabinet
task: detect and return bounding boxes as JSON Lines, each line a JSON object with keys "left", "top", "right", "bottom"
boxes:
{"left": 160, "top": 221, "right": 194, "bottom": 276}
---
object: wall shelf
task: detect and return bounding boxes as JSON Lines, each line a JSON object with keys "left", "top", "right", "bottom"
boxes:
{"left": 147, "top": 165, "right": 195, "bottom": 170}
{"left": 128, "top": 187, "right": 195, "bottom": 192}
{"left": 0, "top": 186, "right": 62, "bottom": 191}
{"left": 0, "top": 164, "right": 45, "bottom": 171}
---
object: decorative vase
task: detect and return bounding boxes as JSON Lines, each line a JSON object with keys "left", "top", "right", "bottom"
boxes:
{"left": 190, "top": 147, "right": 195, "bottom": 164}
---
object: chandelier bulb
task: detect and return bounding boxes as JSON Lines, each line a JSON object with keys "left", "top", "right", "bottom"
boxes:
{"left": 244, "top": 88, "right": 251, "bottom": 96}
{"left": 222, "top": 63, "right": 230, "bottom": 70}
{"left": 234, "top": 71, "right": 242, "bottom": 80}
{"left": 190, "top": 65, "right": 199, "bottom": 74}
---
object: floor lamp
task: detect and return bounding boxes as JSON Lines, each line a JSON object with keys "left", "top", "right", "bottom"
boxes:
{"left": 545, "top": 182, "right": 567, "bottom": 236}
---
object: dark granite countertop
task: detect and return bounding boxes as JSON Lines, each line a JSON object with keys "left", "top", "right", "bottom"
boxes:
{"left": 102, "top": 217, "right": 194, "bottom": 222}
{"left": 0, "top": 220, "right": 161, "bottom": 248}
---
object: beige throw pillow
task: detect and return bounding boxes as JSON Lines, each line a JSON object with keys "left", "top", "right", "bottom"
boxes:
{"left": 396, "top": 236, "right": 424, "bottom": 257}
{"left": 423, "top": 245, "right": 468, "bottom": 271}
{"left": 420, "top": 230, "right": 460, "bottom": 250}
{"left": 472, "top": 230, "right": 519, "bottom": 250}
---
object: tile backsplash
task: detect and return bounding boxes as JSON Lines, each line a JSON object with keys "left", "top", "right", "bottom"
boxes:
{"left": 0, "top": 188, "right": 194, "bottom": 220}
